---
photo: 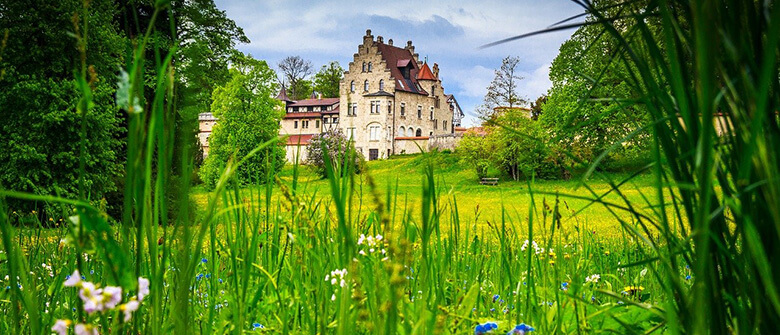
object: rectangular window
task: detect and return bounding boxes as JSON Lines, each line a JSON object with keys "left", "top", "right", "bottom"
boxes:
{"left": 369, "top": 125, "right": 380, "bottom": 141}
{"left": 369, "top": 149, "right": 378, "bottom": 161}
{"left": 443, "top": 120, "right": 447, "bottom": 131}
{"left": 400, "top": 103, "right": 405, "bottom": 116}
{"left": 351, "top": 103, "right": 358, "bottom": 116}
{"left": 316, "top": 119, "right": 320, "bottom": 128}
{"left": 417, "top": 105, "right": 422, "bottom": 119}
{"left": 302, "top": 120, "right": 309, "bottom": 129}
{"left": 294, "top": 121, "right": 298, "bottom": 129}
{"left": 387, "top": 126, "right": 392, "bottom": 140}
{"left": 333, "top": 117, "right": 339, "bottom": 124}
{"left": 434, "top": 120, "right": 438, "bottom": 130}
{"left": 347, "top": 127, "right": 356, "bottom": 139}
{"left": 430, "top": 107, "right": 434, "bottom": 120}
{"left": 388, "top": 101, "right": 393, "bottom": 114}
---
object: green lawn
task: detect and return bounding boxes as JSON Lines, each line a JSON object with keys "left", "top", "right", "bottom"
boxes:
{"left": 193, "top": 152, "right": 665, "bottom": 239}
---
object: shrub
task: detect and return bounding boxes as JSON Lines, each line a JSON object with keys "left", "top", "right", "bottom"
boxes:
{"left": 306, "top": 129, "right": 364, "bottom": 179}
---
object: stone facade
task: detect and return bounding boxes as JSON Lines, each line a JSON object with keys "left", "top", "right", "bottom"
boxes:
{"left": 198, "top": 112, "right": 217, "bottom": 156}
{"left": 338, "top": 29, "right": 458, "bottom": 161}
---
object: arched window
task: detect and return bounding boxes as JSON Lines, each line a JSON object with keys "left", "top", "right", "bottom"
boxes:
{"left": 407, "top": 127, "right": 414, "bottom": 137}
{"left": 416, "top": 129, "right": 422, "bottom": 137}
{"left": 368, "top": 62, "right": 373, "bottom": 72}
{"left": 379, "top": 79, "right": 384, "bottom": 91}
{"left": 350, "top": 81, "right": 355, "bottom": 92}
{"left": 364, "top": 80, "right": 369, "bottom": 92}
{"left": 362, "top": 62, "right": 366, "bottom": 72}
{"left": 399, "top": 126, "right": 405, "bottom": 136}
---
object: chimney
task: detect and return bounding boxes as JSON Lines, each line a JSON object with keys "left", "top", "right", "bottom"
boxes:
{"left": 363, "top": 29, "right": 373, "bottom": 45}
{"left": 432, "top": 63, "right": 439, "bottom": 78}
{"left": 405, "top": 40, "right": 414, "bottom": 55}
{"left": 388, "top": 38, "right": 393, "bottom": 46}
{"left": 377, "top": 36, "right": 383, "bottom": 43}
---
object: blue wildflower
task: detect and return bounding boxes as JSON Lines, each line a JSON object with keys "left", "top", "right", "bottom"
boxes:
{"left": 685, "top": 275, "right": 691, "bottom": 280}
{"left": 219, "top": 278, "right": 223, "bottom": 284}
{"left": 507, "top": 323, "right": 535, "bottom": 334}
{"left": 475, "top": 322, "right": 498, "bottom": 334}
{"left": 492, "top": 294, "right": 500, "bottom": 303}
{"left": 252, "top": 322, "right": 264, "bottom": 330}
{"left": 196, "top": 273, "right": 204, "bottom": 280}
{"left": 202, "top": 258, "right": 208, "bottom": 264}
{"left": 561, "top": 282, "right": 569, "bottom": 291}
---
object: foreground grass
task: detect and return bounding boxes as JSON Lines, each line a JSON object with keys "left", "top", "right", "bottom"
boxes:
{"left": 1, "top": 153, "right": 679, "bottom": 334}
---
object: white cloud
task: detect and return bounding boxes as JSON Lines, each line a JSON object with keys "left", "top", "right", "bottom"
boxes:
{"left": 214, "top": 0, "right": 582, "bottom": 126}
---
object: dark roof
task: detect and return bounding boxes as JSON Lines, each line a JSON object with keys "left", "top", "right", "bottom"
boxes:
{"left": 285, "top": 134, "right": 315, "bottom": 145}
{"left": 363, "top": 90, "right": 394, "bottom": 97}
{"left": 375, "top": 43, "right": 428, "bottom": 95}
{"left": 276, "top": 85, "right": 292, "bottom": 102}
{"left": 288, "top": 98, "right": 339, "bottom": 107}
{"left": 416, "top": 62, "right": 436, "bottom": 80}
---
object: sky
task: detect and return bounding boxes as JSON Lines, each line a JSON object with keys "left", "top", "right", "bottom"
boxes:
{"left": 213, "top": 0, "right": 585, "bottom": 127}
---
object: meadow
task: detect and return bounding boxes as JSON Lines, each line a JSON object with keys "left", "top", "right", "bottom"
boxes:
{"left": 2, "top": 0, "right": 779, "bottom": 334}
{"left": 2, "top": 152, "right": 678, "bottom": 334}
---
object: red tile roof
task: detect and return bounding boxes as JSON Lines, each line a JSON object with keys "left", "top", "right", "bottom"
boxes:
{"left": 285, "top": 134, "right": 315, "bottom": 145}
{"left": 416, "top": 62, "right": 436, "bottom": 80}
{"left": 289, "top": 98, "right": 339, "bottom": 107}
{"left": 283, "top": 112, "right": 322, "bottom": 119}
{"left": 375, "top": 42, "right": 428, "bottom": 95}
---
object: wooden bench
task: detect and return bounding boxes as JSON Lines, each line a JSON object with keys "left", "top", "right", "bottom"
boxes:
{"left": 480, "top": 177, "right": 499, "bottom": 186}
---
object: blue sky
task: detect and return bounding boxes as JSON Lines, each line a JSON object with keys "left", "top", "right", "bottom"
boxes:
{"left": 214, "top": 0, "right": 585, "bottom": 126}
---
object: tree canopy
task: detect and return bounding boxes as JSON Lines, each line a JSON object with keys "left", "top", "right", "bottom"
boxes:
{"left": 539, "top": 0, "right": 651, "bottom": 163}
{"left": 313, "top": 61, "right": 344, "bottom": 98}
{"left": 199, "top": 54, "right": 286, "bottom": 189}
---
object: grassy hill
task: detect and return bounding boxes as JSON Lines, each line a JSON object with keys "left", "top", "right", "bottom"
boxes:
{"left": 193, "top": 152, "right": 663, "bottom": 239}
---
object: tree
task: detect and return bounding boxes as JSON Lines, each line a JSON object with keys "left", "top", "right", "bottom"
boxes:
{"left": 278, "top": 56, "right": 312, "bottom": 100}
{"left": 539, "top": 0, "right": 651, "bottom": 163}
{"left": 478, "top": 56, "right": 527, "bottom": 120}
{"left": 305, "top": 129, "right": 364, "bottom": 179}
{"left": 313, "top": 61, "right": 344, "bottom": 98}
{"left": 199, "top": 54, "right": 286, "bottom": 189}
{"left": 289, "top": 79, "right": 313, "bottom": 101}
{"left": 530, "top": 95, "right": 547, "bottom": 121}
{"left": 0, "top": 0, "right": 125, "bottom": 215}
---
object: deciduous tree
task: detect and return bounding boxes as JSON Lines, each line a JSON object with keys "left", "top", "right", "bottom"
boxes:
{"left": 278, "top": 55, "right": 312, "bottom": 100}
{"left": 199, "top": 54, "right": 285, "bottom": 189}
{"left": 313, "top": 61, "right": 344, "bottom": 98}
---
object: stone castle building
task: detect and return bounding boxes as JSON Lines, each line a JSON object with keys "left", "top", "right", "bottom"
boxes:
{"left": 336, "top": 29, "right": 460, "bottom": 160}
{"left": 199, "top": 29, "right": 465, "bottom": 162}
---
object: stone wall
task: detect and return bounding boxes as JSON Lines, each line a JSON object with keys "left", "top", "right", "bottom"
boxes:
{"left": 428, "top": 133, "right": 461, "bottom": 151}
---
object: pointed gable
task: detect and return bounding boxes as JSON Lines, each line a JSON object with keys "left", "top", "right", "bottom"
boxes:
{"left": 276, "top": 85, "right": 292, "bottom": 102}
{"left": 416, "top": 62, "right": 436, "bottom": 81}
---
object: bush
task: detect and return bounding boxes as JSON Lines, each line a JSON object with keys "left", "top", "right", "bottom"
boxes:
{"left": 306, "top": 129, "right": 364, "bottom": 179}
